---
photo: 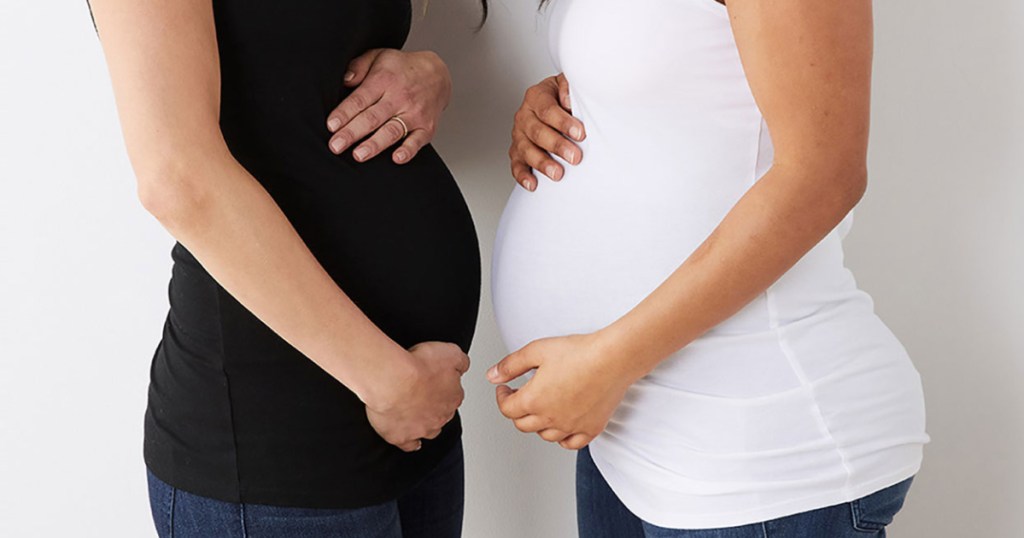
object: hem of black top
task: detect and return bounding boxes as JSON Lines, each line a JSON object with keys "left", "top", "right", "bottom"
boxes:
{"left": 143, "top": 417, "right": 462, "bottom": 509}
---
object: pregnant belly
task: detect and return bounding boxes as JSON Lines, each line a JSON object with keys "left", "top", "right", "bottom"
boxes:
{"left": 491, "top": 150, "right": 744, "bottom": 354}
{"left": 491, "top": 148, "right": 859, "bottom": 359}
{"left": 315, "top": 151, "right": 481, "bottom": 351}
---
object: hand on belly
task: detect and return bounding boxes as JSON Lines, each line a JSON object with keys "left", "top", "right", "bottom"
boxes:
{"left": 485, "top": 332, "right": 637, "bottom": 451}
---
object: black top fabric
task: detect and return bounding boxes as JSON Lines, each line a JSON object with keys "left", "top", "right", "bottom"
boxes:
{"left": 142, "top": 0, "right": 481, "bottom": 508}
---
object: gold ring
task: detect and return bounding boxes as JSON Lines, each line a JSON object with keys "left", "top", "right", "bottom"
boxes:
{"left": 389, "top": 116, "right": 409, "bottom": 139}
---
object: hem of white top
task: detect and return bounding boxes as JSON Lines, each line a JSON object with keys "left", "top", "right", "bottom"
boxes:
{"left": 589, "top": 455, "right": 922, "bottom": 530}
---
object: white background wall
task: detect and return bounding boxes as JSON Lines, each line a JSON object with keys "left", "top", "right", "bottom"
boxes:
{"left": 1, "top": 1, "right": 1021, "bottom": 536}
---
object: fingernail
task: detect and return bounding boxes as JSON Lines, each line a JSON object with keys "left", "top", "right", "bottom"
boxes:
{"left": 344, "top": 71, "right": 355, "bottom": 82}
{"left": 545, "top": 165, "right": 560, "bottom": 180}
{"left": 394, "top": 149, "right": 408, "bottom": 163}
{"left": 330, "top": 138, "right": 345, "bottom": 154}
{"left": 565, "top": 149, "right": 577, "bottom": 164}
{"left": 354, "top": 147, "right": 370, "bottom": 161}
{"left": 570, "top": 125, "right": 582, "bottom": 140}
{"left": 487, "top": 365, "right": 499, "bottom": 381}
{"left": 526, "top": 179, "right": 537, "bottom": 192}
{"left": 327, "top": 118, "right": 341, "bottom": 132}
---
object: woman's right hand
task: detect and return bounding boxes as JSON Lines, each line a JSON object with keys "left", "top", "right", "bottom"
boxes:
{"left": 509, "top": 73, "right": 587, "bottom": 191}
{"left": 365, "top": 342, "right": 470, "bottom": 452}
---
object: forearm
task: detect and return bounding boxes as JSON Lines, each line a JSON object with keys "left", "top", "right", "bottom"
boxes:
{"left": 90, "top": 0, "right": 413, "bottom": 407}
{"left": 148, "top": 147, "right": 410, "bottom": 406}
{"left": 598, "top": 163, "right": 866, "bottom": 381}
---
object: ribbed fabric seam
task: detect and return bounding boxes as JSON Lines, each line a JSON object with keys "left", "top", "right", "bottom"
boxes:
{"left": 765, "top": 286, "right": 856, "bottom": 494}
{"left": 214, "top": 289, "right": 246, "bottom": 505}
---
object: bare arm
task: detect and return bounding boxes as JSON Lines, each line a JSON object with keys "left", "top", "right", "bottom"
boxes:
{"left": 596, "top": 0, "right": 873, "bottom": 374}
{"left": 91, "top": 0, "right": 467, "bottom": 450}
{"left": 490, "top": 0, "right": 874, "bottom": 449}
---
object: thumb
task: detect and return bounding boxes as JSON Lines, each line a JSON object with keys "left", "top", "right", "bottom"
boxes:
{"left": 344, "top": 48, "right": 384, "bottom": 87}
{"left": 487, "top": 347, "right": 541, "bottom": 384}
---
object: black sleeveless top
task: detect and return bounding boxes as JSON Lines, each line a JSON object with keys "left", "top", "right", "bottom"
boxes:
{"left": 141, "top": 0, "right": 481, "bottom": 508}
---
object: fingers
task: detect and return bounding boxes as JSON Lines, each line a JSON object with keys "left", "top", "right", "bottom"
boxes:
{"left": 528, "top": 76, "right": 583, "bottom": 142}
{"left": 535, "top": 103, "right": 585, "bottom": 146}
{"left": 511, "top": 160, "right": 537, "bottom": 192}
{"left": 508, "top": 73, "right": 585, "bottom": 188}
{"left": 538, "top": 428, "right": 572, "bottom": 443}
{"left": 512, "top": 136, "right": 569, "bottom": 182}
{"left": 329, "top": 101, "right": 396, "bottom": 155}
{"left": 495, "top": 385, "right": 529, "bottom": 420}
{"left": 513, "top": 414, "right": 551, "bottom": 433}
{"left": 453, "top": 349, "right": 471, "bottom": 375}
{"left": 526, "top": 113, "right": 583, "bottom": 164}
{"left": 393, "top": 128, "right": 433, "bottom": 164}
{"left": 487, "top": 347, "right": 542, "bottom": 384}
{"left": 352, "top": 117, "right": 406, "bottom": 162}
{"left": 559, "top": 433, "right": 593, "bottom": 451}
{"left": 423, "top": 428, "right": 443, "bottom": 440}
{"left": 344, "top": 48, "right": 385, "bottom": 87}
{"left": 555, "top": 73, "right": 572, "bottom": 111}
{"left": 326, "top": 86, "right": 384, "bottom": 137}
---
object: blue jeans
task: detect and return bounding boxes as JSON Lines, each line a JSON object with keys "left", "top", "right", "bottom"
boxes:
{"left": 576, "top": 447, "right": 914, "bottom": 538}
{"left": 147, "top": 443, "right": 464, "bottom": 538}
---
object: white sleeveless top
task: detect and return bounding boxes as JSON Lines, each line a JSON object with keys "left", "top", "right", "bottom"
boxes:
{"left": 492, "top": 0, "right": 929, "bottom": 529}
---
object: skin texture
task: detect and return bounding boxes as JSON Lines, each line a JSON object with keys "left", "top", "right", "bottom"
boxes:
{"left": 89, "top": 0, "right": 464, "bottom": 453}
{"left": 493, "top": 0, "right": 874, "bottom": 450}
{"left": 327, "top": 48, "right": 453, "bottom": 164}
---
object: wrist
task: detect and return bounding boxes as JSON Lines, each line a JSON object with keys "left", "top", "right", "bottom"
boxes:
{"left": 353, "top": 347, "right": 418, "bottom": 412}
{"left": 592, "top": 322, "right": 662, "bottom": 384}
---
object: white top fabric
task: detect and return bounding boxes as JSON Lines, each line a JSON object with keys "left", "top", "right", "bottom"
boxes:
{"left": 492, "top": 0, "right": 929, "bottom": 529}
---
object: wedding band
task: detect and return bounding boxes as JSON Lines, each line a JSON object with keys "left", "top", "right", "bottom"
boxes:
{"left": 389, "top": 115, "right": 409, "bottom": 139}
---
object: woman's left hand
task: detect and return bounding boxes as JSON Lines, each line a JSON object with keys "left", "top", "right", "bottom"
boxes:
{"left": 486, "top": 333, "right": 637, "bottom": 450}
{"left": 327, "top": 48, "right": 452, "bottom": 164}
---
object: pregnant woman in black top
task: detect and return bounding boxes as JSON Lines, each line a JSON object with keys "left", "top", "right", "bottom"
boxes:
{"left": 88, "top": 0, "right": 484, "bottom": 536}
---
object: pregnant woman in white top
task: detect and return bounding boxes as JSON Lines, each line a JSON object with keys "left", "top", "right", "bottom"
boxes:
{"left": 488, "top": 0, "right": 929, "bottom": 536}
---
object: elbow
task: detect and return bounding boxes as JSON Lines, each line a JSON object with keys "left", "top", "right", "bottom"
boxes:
{"left": 133, "top": 153, "right": 211, "bottom": 231}
{"left": 837, "top": 165, "right": 868, "bottom": 211}
{"left": 784, "top": 156, "right": 868, "bottom": 213}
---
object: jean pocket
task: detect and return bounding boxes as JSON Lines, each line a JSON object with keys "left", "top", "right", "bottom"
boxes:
{"left": 851, "top": 477, "right": 915, "bottom": 532}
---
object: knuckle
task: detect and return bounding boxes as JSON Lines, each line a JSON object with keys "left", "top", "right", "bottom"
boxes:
{"left": 527, "top": 123, "right": 546, "bottom": 143}
{"left": 365, "top": 108, "right": 384, "bottom": 126}
{"left": 385, "top": 121, "right": 403, "bottom": 139}
{"left": 513, "top": 108, "right": 528, "bottom": 125}
{"left": 349, "top": 93, "right": 368, "bottom": 109}
{"left": 396, "top": 86, "right": 414, "bottom": 104}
